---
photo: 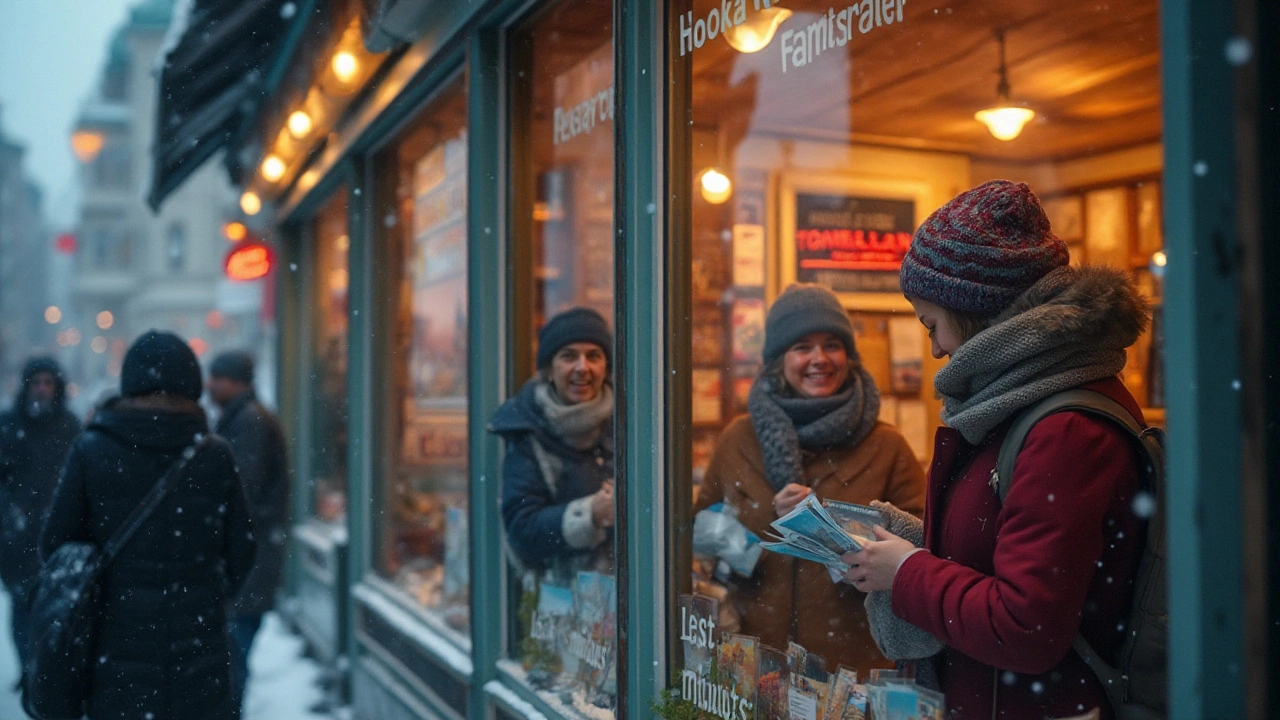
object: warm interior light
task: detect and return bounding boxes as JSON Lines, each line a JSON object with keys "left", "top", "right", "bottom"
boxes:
{"left": 723, "top": 8, "right": 792, "bottom": 53}
{"left": 698, "top": 167, "right": 733, "bottom": 204}
{"left": 224, "top": 221, "right": 248, "bottom": 242}
{"left": 261, "top": 155, "right": 286, "bottom": 182}
{"left": 96, "top": 311, "right": 114, "bottom": 330}
{"left": 91, "top": 337, "right": 108, "bottom": 354}
{"left": 44, "top": 306, "right": 62, "bottom": 324}
{"left": 332, "top": 51, "right": 359, "bottom": 83}
{"left": 71, "top": 130, "right": 105, "bottom": 163}
{"left": 976, "top": 30, "right": 1035, "bottom": 141}
{"left": 240, "top": 191, "right": 262, "bottom": 216}
{"left": 1152, "top": 250, "right": 1168, "bottom": 268}
{"left": 975, "top": 106, "right": 1036, "bottom": 141}
{"left": 287, "top": 110, "right": 313, "bottom": 139}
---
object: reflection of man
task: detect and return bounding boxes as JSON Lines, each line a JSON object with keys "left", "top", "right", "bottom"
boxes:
{"left": 489, "top": 308, "right": 615, "bottom": 575}
{"left": 0, "top": 357, "right": 81, "bottom": 668}
{"left": 206, "top": 351, "right": 288, "bottom": 708}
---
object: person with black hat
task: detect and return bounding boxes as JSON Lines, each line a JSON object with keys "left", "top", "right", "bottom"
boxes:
{"left": 489, "top": 307, "right": 615, "bottom": 576}
{"left": 40, "top": 331, "right": 256, "bottom": 720}
{"left": 0, "top": 356, "right": 81, "bottom": 671}
{"left": 206, "top": 350, "right": 289, "bottom": 711}
{"left": 691, "top": 283, "right": 925, "bottom": 677}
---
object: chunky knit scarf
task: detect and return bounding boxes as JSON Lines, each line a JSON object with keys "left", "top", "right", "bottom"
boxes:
{"left": 748, "top": 367, "right": 882, "bottom": 492}
{"left": 935, "top": 265, "right": 1149, "bottom": 444}
{"left": 534, "top": 381, "right": 614, "bottom": 451}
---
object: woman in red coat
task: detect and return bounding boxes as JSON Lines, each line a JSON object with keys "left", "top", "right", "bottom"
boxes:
{"left": 845, "top": 180, "right": 1151, "bottom": 720}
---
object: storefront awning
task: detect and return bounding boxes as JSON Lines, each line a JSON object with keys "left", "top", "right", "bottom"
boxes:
{"left": 147, "top": 0, "right": 299, "bottom": 211}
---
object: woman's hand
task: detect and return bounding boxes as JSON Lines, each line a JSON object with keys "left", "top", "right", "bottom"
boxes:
{"left": 591, "top": 482, "right": 615, "bottom": 528}
{"left": 842, "top": 526, "right": 922, "bottom": 592}
{"left": 772, "top": 483, "right": 812, "bottom": 518}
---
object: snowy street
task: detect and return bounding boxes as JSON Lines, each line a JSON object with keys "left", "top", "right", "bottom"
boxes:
{"left": 0, "top": 590, "right": 334, "bottom": 720}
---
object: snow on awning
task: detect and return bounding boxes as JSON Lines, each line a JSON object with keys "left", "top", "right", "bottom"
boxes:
{"left": 147, "top": 0, "right": 299, "bottom": 211}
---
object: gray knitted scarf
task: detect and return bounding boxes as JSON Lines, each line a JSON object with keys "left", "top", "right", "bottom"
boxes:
{"left": 935, "top": 266, "right": 1149, "bottom": 444}
{"left": 534, "top": 381, "right": 614, "bottom": 451}
{"left": 748, "top": 367, "right": 881, "bottom": 493}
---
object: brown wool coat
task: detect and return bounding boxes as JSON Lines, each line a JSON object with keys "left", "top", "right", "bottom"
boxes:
{"left": 694, "top": 417, "right": 926, "bottom": 676}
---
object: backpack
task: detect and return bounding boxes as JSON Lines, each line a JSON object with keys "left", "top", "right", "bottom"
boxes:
{"left": 994, "top": 389, "right": 1167, "bottom": 720}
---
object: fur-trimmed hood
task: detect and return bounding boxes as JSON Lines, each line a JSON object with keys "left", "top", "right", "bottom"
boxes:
{"left": 993, "top": 264, "right": 1149, "bottom": 351}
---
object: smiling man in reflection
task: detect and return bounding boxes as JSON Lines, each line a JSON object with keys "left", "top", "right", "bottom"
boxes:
{"left": 490, "top": 307, "right": 616, "bottom": 579}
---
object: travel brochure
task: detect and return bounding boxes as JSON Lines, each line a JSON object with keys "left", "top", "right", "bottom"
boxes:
{"left": 673, "top": 593, "right": 944, "bottom": 720}
{"left": 758, "top": 495, "right": 883, "bottom": 582}
{"left": 522, "top": 572, "right": 618, "bottom": 712}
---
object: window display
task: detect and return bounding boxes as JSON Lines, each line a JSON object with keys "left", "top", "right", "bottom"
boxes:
{"left": 501, "top": 2, "right": 618, "bottom": 717}
{"left": 375, "top": 77, "right": 471, "bottom": 636}
{"left": 674, "top": 0, "right": 1163, "bottom": 711}
{"left": 310, "top": 189, "right": 349, "bottom": 524}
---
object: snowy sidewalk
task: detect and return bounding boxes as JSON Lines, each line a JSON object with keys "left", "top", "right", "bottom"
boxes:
{"left": 0, "top": 590, "right": 333, "bottom": 720}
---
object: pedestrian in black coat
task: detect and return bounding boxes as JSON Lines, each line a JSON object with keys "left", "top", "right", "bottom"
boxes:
{"left": 40, "top": 331, "right": 256, "bottom": 720}
{"left": 0, "top": 356, "right": 81, "bottom": 667}
{"left": 489, "top": 308, "right": 615, "bottom": 578}
{"left": 207, "top": 350, "right": 289, "bottom": 708}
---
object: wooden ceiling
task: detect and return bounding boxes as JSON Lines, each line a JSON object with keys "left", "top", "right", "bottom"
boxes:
{"left": 689, "top": 0, "right": 1161, "bottom": 162}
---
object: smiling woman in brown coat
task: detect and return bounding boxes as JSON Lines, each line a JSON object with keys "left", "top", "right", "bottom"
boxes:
{"left": 693, "top": 284, "right": 925, "bottom": 676}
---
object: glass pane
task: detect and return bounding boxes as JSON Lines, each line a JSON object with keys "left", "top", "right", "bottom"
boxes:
{"left": 375, "top": 77, "right": 471, "bottom": 637}
{"left": 673, "top": 0, "right": 1162, "bottom": 712}
{"left": 310, "top": 189, "right": 349, "bottom": 524}
{"left": 502, "top": 2, "right": 618, "bottom": 717}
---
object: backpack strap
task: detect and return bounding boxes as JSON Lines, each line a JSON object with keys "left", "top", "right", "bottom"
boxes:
{"left": 994, "top": 389, "right": 1164, "bottom": 713}
{"left": 100, "top": 435, "right": 210, "bottom": 565}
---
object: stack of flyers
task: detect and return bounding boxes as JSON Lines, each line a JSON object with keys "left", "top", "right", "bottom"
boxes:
{"left": 754, "top": 645, "right": 790, "bottom": 720}
{"left": 759, "top": 495, "right": 882, "bottom": 582}
{"left": 786, "top": 643, "right": 831, "bottom": 720}
{"left": 824, "top": 668, "right": 867, "bottom": 720}
{"left": 863, "top": 672, "right": 944, "bottom": 720}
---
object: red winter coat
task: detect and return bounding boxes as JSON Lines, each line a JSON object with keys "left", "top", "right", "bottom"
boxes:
{"left": 892, "top": 377, "right": 1147, "bottom": 720}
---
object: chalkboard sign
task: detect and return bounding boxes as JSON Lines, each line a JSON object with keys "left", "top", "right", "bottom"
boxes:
{"left": 793, "top": 193, "right": 915, "bottom": 294}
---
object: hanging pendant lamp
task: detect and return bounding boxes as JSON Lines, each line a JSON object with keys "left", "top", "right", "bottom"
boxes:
{"left": 975, "top": 30, "right": 1035, "bottom": 141}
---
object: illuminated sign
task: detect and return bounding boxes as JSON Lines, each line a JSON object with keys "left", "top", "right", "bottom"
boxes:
{"left": 793, "top": 193, "right": 915, "bottom": 293}
{"left": 224, "top": 242, "right": 274, "bottom": 281}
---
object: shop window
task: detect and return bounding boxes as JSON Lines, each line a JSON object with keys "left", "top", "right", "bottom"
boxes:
{"left": 671, "top": 0, "right": 1162, "bottom": 712}
{"left": 310, "top": 189, "right": 350, "bottom": 525}
{"left": 374, "top": 76, "right": 471, "bottom": 637}
{"left": 503, "top": 2, "right": 618, "bottom": 717}
{"left": 166, "top": 223, "right": 186, "bottom": 272}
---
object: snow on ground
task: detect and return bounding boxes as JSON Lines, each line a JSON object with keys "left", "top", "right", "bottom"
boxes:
{"left": 0, "top": 590, "right": 332, "bottom": 720}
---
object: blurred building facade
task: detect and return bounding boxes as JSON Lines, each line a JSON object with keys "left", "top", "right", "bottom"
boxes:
{"left": 0, "top": 104, "right": 53, "bottom": 401}
{"left": 66, "top": 0, "right": 269, "bottom": 412}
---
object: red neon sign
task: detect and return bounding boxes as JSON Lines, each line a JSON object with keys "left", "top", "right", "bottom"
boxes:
{"left": 224, "top": 242, "right": 274, "bottom": 281}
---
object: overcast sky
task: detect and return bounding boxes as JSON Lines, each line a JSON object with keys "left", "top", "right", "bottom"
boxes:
{"left": 0, "top": 0, "right": 140, "bottom": 228}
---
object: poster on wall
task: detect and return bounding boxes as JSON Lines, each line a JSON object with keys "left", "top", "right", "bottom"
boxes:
{"left": 410, "top": 136, "right": 468, "bottom": 408}
{"left": 792, "top": 193, "right": 914, "bottom": 294}
{"left": 888, "top": 316, "right": 923, "bottom": 394}
{"left": 731, "top": 299, "right": 766, "bottom": 363}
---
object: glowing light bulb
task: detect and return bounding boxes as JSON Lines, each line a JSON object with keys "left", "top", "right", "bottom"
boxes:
{"left": 699, "top": 168, "right": 733, "bottom": 204}
{"left": 240, "top": 191, "right": 262, "bottom": 216}
{"left": 723, "top": 8, "right": 792, "bottom": 53}
{"left": 287, "top": 110, "right": 313, "bottom": 138}
{"left": 261, "top": 154, "right": 286, "bottom": 182}
{"left": 332, "top": 51, "right": 358, "bottom": 83}
{"left": 975, "top": 106, "right": 1036, "bottom": 141}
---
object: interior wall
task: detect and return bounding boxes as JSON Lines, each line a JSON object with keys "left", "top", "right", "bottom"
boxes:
{"left": 970, "top": 142, "right": 1163, "bottom": 193}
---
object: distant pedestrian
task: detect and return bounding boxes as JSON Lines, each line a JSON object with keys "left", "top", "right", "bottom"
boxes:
{"left": 0, "top": 357, "right": 80, "bottom": 670}
{"left": 40, "top": 331, "right": 256, "bottom": 720}
{"left": 207, "top": 350, "right": 289, "bottom": 709}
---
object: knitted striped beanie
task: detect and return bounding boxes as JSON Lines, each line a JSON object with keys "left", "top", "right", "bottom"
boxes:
{"left": 900, "top": 180, "right": 1068, "bottom": 317}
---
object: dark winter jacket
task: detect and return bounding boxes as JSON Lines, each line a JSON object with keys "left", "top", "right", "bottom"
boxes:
{"left": 0, "top": 358, "right": 81, "bottom": 593}
{"left": 490, "top": 379, "right": 614, "bottom": 573}
{"left": 40, "top": 397, "right": 256, "bottom": 720}
{"left": 217, "top": 390, "right": 289, "bottom": 615}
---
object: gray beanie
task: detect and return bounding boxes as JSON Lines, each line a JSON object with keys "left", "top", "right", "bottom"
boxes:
{"left": 209, "top": 350, "right": 255, "bottom": 384}
{"left": 762, "top": 284, "right": 857, "bottom": 365}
